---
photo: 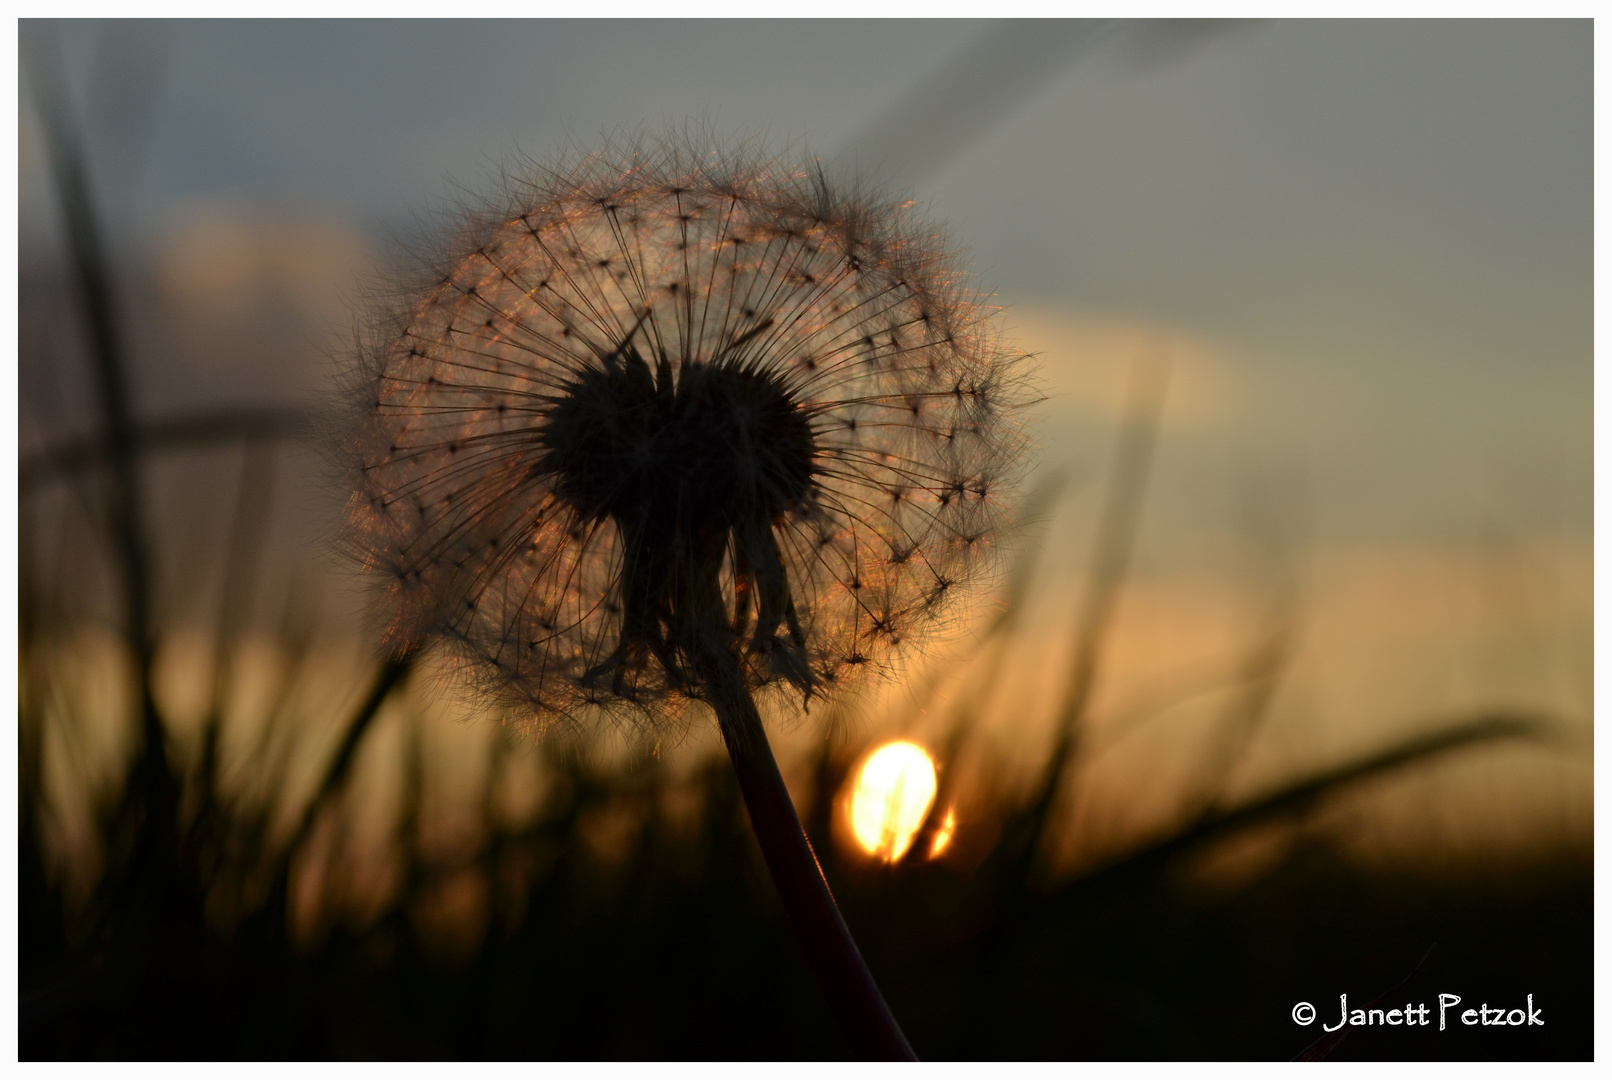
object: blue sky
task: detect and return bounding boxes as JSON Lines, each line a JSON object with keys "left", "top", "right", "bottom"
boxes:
{"left": 20, "top": 19, "right": 1592, "bottom": 550}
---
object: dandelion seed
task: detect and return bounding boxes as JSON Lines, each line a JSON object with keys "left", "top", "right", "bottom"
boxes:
{"left": 340, "top": 136, "right": 1033, "bottom": 1060}
{"left": 344, "top": 140, "right": 1029, "bottom": 726}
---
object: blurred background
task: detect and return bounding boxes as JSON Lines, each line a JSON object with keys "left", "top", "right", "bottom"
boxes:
{"left": 18, "top": 19, "right": 1591, "bottom": 1060}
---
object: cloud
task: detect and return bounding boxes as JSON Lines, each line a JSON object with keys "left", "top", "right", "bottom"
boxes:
{"left": 1006, "top": 304, "right": 1239, "bottom": 432}
{"left": 155, "top": 201, "right": 374, "bottom": 327}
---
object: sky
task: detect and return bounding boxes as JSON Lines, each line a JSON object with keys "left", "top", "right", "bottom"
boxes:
{"left": 17, "top": 19, "right": 1593, "bottom": 862}
{"left": 21, "top": 19, "right": 1589, "bottom": 544}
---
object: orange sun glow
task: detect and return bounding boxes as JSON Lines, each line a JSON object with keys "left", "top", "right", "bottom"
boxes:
{"left": 849, "top": 741, "right": 949, "bottom": 862}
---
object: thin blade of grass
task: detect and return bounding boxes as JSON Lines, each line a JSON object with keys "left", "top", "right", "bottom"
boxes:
{"left": 1018, "top": 350, "right": 1170, "bottom": 880}
{"left": 283, "top": 652, "right": 416, "bottom": 858}
{"left": 1067, "top": 712, "right": 1545, "bottom": 890}
{"left": 20, "top": 406, "right": 312, "bottom": 492}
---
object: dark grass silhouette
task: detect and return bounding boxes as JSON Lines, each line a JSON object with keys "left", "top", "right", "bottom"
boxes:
{"left": 17, "top": 676, "right": 1591, "bottom": 1060}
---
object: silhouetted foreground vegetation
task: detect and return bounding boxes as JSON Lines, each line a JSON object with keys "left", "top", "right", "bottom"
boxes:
{"left": 17, "top": 723, "right": 1593, "bottom": 1059}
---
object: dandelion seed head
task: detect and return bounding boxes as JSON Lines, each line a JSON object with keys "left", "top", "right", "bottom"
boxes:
{"left": 341, "top": 136, "right": 1033, "bottom": 733}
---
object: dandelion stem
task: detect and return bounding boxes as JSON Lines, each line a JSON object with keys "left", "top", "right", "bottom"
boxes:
{"left": 699, "top": 644, "right": 917, "bottom": 1061}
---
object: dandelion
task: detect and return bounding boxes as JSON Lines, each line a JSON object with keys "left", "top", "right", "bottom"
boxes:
{"left": 341, "top": 137, "right": 1031, "bottom": 1059}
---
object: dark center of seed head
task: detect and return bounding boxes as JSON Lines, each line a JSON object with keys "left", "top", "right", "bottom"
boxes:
{"left": 541, "top": 352, "right": 818, "bottom": 537}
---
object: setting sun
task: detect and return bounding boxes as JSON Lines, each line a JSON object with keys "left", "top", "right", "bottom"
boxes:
{"left": 849, "top": 741, "right": 940, "bottom": 861}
